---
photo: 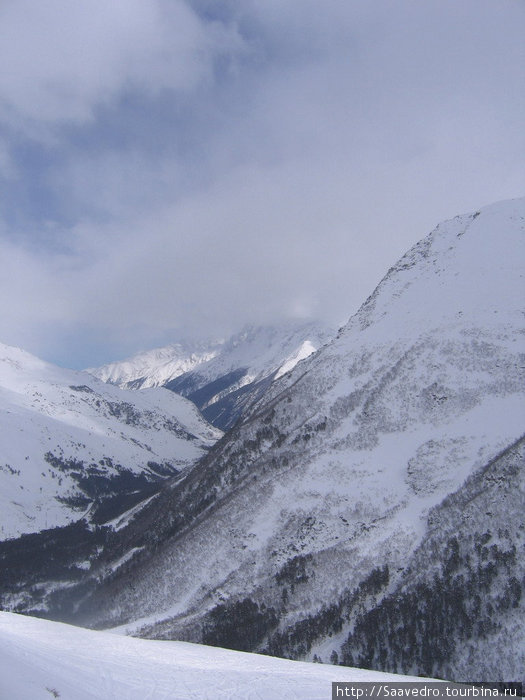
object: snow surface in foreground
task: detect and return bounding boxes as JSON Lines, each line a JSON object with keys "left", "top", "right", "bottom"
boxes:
{"left": 0, "top": 612, "right": 423, "bottom": 700}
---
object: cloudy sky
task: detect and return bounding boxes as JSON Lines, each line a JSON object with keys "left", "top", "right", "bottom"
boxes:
{"left": 1, "top": 0, "right": 523, "bottom": 368}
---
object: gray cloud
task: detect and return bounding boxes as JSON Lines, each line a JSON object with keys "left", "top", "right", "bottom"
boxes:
{"left": 0, "top": 0, "right": 524, "bottom": 367}
{"left": 0, "top": 0, "right": 234, "bottom": 126}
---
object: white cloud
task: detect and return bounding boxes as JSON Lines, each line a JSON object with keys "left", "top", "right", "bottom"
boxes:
{"left": 0, "top": 0, "right": 524, "bottom": 366}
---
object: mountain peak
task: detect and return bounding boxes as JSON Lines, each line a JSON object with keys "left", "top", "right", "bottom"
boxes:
{"left": 55, "top": 198, "right": 524, "bottom": 682}
{"left": 89, "top": 320, "right": 336, "bottom": 430}
{"left": 338, "top": 197, "right": 524, "bottom": 340}
{"left": 1, "top": 199, "right": 523, "bottom": 683}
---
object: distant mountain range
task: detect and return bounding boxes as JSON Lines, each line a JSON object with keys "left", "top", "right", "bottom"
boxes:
{"left": 1, "top": 198, "right": 523, "bottom": 684}
{"left": 88, "top": 322, "right": 335, "bottom": 430}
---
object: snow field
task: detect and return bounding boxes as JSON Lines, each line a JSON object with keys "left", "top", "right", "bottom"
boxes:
{"left": 0, "top": 612, "right": 424, "bottom": 700}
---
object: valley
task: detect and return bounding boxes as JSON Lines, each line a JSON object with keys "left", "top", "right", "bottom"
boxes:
{"left": 1, "top": 198, "right": 523, "bottom": 684}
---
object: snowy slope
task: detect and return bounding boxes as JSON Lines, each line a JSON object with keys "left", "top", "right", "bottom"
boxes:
{"left": 89, "top": 322, "right": 335, "bottom": 430}
{"left": 165, "top": 322, "right": 335, "bottom": 430}
{"left": 56, "top": 198, "right": 525, "bottom": 682}
{"left": 0, "top": 342, "right": 221, "bottom": 540}
{"left": 88, "top": 339, "right": 224, "bottom": 390}
{"left": 170, "top": 323, "right": 335, "bottom": 390}
{"left": 0, "top": 612, "right": 424, "bottom": 700}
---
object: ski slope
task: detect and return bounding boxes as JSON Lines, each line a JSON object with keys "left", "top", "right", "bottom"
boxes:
{"left": 0, "top": 612, "right": 423, "bottom": 700}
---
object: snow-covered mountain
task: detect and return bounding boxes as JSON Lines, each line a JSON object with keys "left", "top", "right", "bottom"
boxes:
{"left": 39, "top": 197, "right": 523, "bottom": 682}
{"left": 2, "top": 198, "right": 524, "bottom": 683}
{"left": 0, "top": 342, "right": 221, "bottom": 540}
{"left": 89, "top": 322, "right": 335, "bottom": 430}
{"left": 88, "top": 339, "right": 225, "bottom": 390}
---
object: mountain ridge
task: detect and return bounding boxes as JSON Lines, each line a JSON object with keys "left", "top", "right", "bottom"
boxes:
{"left": 0, "top": 341, "right": 221, "bottom": 540}
{"left": 88, "top": 322, "right": 335, "bottom": 430}
{"left": 66, "top": 198, "right": 524, "bottom": 682}
{"left": 1, "top": 198, "right": 523, "bottom": 683}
